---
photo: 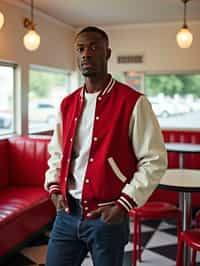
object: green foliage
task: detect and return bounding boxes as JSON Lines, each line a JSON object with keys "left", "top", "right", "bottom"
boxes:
{"left": 29, "top": 70, "right": 67, "bottom": 98}
{"left": 145, "top": 74, "right": 200, "bottom": 97}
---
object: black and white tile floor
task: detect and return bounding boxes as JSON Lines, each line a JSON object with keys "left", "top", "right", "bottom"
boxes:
{"left": 3, "top": 219, "right": 200, "bottom": 266}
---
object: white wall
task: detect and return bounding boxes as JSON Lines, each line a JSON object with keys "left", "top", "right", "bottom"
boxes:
{"left": 0, "top": 1, "right": 75, "bottom": 70}
{"left": 105, "top": 22, "right": 200, "bottom": 74}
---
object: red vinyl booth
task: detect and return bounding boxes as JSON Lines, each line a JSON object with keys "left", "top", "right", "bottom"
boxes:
{"left": 0, "top": 136, "right": 56, "bottom": 257}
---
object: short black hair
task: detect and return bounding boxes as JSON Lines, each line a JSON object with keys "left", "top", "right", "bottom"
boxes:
{"left": 75, "top": 26, "right": 109, "bottom": 46}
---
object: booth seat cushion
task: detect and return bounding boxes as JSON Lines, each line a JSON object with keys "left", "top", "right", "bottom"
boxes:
{"left": 0, "top": 186, "right": 49, "bottom": 227}
{"left": 8, "top": 137, "right": 50, "bottom": 186}
{"left": 0, "top": 189, "right": 55, "bottom": 257}
{"left": 0, "top": 139, "right": 9, "bottom": 189}
{"left": 0, "top": 136, "right": 56, "bottom": 257}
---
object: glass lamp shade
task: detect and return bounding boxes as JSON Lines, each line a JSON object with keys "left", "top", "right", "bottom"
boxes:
{"left": 176, "top": 27, "right": 193, "bottom": 48}
{"left": 23, "top": 29, "right": 40, "bottom": 51}
{"left": 0, "top": 11, "right": 5, "bottom": 30}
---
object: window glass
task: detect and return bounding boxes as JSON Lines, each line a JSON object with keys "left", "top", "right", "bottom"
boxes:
{"left": 0, "top": 65, "right": 15, "bottom": 136}
{"left": 145, "top": 73, "right": 200, "bottom": 129}
{"left": 29, "top": 67, "right": 71, "bottom": 133}
{"left": 113, "top": 72, "right": 200, "bottom": 129}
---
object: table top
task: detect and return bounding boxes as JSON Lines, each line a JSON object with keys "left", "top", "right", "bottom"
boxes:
{"left": 159, "top": 169, "right": 200, "bottom": 192}
{"left": 165, "top": 142, "right": 200, "bottom": 153}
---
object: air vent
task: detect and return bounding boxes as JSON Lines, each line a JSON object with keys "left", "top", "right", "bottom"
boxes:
{"left": 117, "top": 55, "right": 143, "bottom": 64}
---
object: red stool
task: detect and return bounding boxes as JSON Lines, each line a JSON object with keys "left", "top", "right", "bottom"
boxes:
{"left": 176, "top": 210, "right": 200, "bottom": 266}
{"left": 129, "top": 201, "right": 182, "bottom": 266}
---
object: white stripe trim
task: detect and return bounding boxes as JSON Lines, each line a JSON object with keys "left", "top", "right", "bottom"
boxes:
{"left": 106, "top": 79, "right": 115, "bottom": 94}
{"left": 97, "top": 201, "right": 116, "bottom": 207}
{"left": 102, "top": 77, "right": 113, "bottom": 95}
{"left": 118, "top": 199, "right": 130, "bottom": 212}
{"left": 49, "top": 184, "right": 60, "bottom": 189}
{"left": 108, "top": 157, "right": 127, "bottom": 183}
{"left": 80, "top": 87, "right": 84, "bottom": 98}
{"left": 120, "top": 196, "right": 133, "bottom": 209}
{"left": 49, "top": 187, "right": 61, "bottom": 192}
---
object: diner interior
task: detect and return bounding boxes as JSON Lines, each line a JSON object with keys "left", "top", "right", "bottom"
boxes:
{"left": 0, "top": 0, "right": 200, "bottom": 265}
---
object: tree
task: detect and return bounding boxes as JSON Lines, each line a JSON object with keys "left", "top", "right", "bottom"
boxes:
{"left": 145, "top": 74, "right": 200, "bottom": 97}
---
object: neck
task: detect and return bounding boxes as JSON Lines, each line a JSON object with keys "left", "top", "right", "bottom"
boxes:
{"left": 84, "top": 74, "right": 110, "bottom": 93}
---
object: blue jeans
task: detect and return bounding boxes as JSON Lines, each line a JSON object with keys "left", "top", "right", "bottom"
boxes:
{"left": 46, "top": 197, "right": 129, "bottom": 266}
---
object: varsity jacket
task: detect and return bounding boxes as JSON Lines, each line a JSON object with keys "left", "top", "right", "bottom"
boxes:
{"left": 44, "top": 76, "right": 167, "bottom": 218}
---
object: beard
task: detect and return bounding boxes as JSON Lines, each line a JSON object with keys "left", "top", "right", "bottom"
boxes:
{"left": 81, "top": 68, "right": 97, "bottom": 77}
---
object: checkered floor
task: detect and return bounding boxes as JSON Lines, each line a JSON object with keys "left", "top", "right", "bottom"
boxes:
{"left": 2, "top": 219, "right": 200, "bottom": 266}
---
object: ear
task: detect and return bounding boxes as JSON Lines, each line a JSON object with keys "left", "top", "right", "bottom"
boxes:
{"left": 106, "top": 48, "right": 111, "bottom": 60}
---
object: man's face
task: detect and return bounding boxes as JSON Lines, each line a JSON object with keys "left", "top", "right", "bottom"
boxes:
{"left": 74, "top": 32, "right": 111, "bottom": 77}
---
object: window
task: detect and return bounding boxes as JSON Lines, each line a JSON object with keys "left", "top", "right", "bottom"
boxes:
{"left": 0, "top": 63, "right": 16, "bottom": 136}
{"left": 145, "top": 73, "right": 200, "bottom": 129}
{"left": 29, "top": 66, "right": 71, "bottom": 133}
{"left": 113, "top": 72, "right": 200, "bottom": 130}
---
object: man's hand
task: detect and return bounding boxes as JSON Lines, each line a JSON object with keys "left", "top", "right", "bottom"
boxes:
{"left": 88, "top": 204, "right": 127, "bottom": 224}
{"left": 51, "top": 193, "right": 66, "bottom": 211}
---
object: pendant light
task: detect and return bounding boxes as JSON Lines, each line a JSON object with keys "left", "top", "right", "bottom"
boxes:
{"left": 23, "top": 0, "right": 40, "bottom": 51}
{"left": 176, "top": 0, "right": 193, "bottom": 48}
{"left": 0, "top": 11, "right": 5, "bottom": 30}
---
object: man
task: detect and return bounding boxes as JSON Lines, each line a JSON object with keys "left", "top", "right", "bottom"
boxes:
{"left": 44, "top": 26, "right": 167, "bottom": 266}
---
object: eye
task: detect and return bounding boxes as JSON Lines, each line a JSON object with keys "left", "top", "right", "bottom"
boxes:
{"left": 91, "top": 45, "right": 97, "bottom": 51}
{"left": 76, "top": 47, "right": 84, "bottom": 53}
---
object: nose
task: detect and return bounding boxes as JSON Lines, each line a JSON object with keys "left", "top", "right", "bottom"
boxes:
{"left": 82, "top": 47, "right": 92, "bottom": 59}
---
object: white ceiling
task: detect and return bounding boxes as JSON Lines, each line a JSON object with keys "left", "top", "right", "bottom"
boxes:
{"left": 20, "top": 0, "right": 200, "bottom": 28}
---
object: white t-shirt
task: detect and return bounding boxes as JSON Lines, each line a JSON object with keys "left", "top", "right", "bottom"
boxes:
{"left": 68, "top": 91, "right": 99, "bottom": 199}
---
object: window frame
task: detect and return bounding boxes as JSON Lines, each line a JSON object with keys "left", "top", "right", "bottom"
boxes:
{"left": 0, "top": 61, "right": 18, "bottom": 138}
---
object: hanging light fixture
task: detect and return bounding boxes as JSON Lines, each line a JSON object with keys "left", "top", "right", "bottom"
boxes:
{"left": 0, "top": 11, "right": 5, "bottom": 30}
{"left": 176, "top": 0, "right": 193, "bottom": 48}
{"left": 23, "top": 0, "right": 40, "bottom": 51}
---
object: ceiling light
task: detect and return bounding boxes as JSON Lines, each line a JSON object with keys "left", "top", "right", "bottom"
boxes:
{"left": 23, "top": 0, "right": 40, "bottom": 51}
{"left": 176, "top": 0, "right": 193, "bottom": 48}
{"left": 0, "top": 11, "right": 5, "bottom": 30}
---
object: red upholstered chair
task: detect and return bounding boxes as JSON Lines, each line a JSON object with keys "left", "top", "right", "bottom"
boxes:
{"left": 129, "top": 201, "right": 182, "bottom": 266}
{"left": 176, "top": 210, "right": 200, "bottom": 266}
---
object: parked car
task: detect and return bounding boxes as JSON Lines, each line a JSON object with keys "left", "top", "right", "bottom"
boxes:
{"left": 149, "top": 97, "right": 191, "bottom": 118}
{"left": 149, "top": 99, "right": 176, "bottom": 118}
{"left": 0, "top": 111, "right": 12, "bottom": 129}
{"left": 29, "top": 100, "right": 56, "bottom": 126}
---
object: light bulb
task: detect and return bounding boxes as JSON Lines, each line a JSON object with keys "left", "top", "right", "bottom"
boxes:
{"left": 176, "top": 27, "right": 193, "bottom": 48}
{"left": 23, "top": 29, "right": 40, "bottom": 51}
{"left": 0, "top": 11, "right": 5, "bottom": 30}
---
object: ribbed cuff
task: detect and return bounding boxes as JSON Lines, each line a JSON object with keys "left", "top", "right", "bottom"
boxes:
{"left": 48, "top": 183, "right": 61, "bottom": 197}
{"left": 116, "top": 193, "right": 136, "bottom": 212}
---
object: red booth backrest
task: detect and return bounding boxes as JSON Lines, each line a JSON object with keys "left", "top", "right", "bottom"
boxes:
{"left": 8, "top": 137, "right": 50, "bottom": 186}
{"left": 163, "top": 130, "right": 200, "bottom": 169}
{"left": 0, "top": 140, "right": 9, "bottom": 189}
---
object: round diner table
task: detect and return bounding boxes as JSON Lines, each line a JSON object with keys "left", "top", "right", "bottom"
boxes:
{"left": 159, "top": 169, "right": 200, "bottom": 266}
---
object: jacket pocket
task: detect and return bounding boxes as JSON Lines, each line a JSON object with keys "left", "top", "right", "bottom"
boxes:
{"left": 108, "top": 157, "right": 127, "bottom": 183}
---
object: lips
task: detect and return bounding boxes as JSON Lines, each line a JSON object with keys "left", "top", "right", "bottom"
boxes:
{"left": 81, "top": 61, "right": 94, "bottom": 68}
